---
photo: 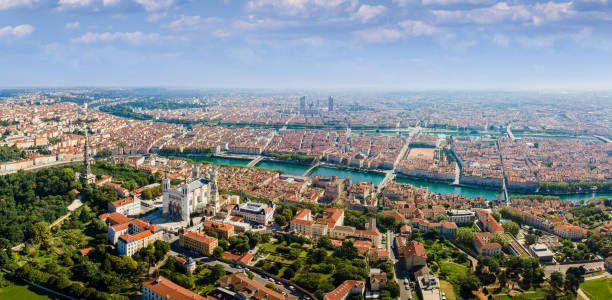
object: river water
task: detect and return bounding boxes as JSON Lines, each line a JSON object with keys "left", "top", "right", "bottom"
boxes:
{"left": 187, "top": 156, "right": 610, "bottom": 202}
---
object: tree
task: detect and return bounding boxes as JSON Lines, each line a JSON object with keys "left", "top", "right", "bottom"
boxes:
{"left": 117, "top": 141, "right": 127, "bottom": 155}
{"left": 457, "top": 273, "right": 481, "bottom": 299}
{"left": 317, "top": 235, "right": 334, "bottom": 250}
{"left": 213, "top": 246, "right": 224, "bottom": 257}
{"left": 490, "top": 233, "right": 506, "bottom": 248}
{"left": 550, "top": 271, "right": 564, "bottom": 291}
{"left": 384, "top": 280, "right": 400, "bottom": 298}
{"left": 282, "top": 267, "right": 295, "bottom": 279}
{"left": 455, "top": 227, "right": 474, "bottom": 245}
{"left": 334, "top": 240, "right": 359, "bottom": 260}
{"left": 491, "top": 211, "right": 501, "bottom": 222}
{"left": 525, "top": 234, "right": 538, "bottom": 245}
{"left": 502, "top": 221, "right": 520, "bottom": 236}
{"left": 28, "top": 222, "right": 50, "bottom": 245}
{"left": 274, "top": 215, "right": 287, "bottom": 227}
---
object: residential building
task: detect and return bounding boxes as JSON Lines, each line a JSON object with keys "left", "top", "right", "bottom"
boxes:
{"left": 473, "top": 232, "right": 502, "bottom": 256}
{"left": 220, "top": 272, "right": 284, "bottom": 300}
{"left": 142, "top": 276, "right": 205, "bottom": 300}
{"left": 478, "top": 210, "right": 504, "bottom": 233}
{"left": 118, "top": 223, "right": 163, "bottom": 257}
{"left": 554, "top": 224, "right": 586, "bottom": 240}
{"left": 108, "top": 195, "right": 141, "bottom": 216}
{"left": 202, "top": 217, "right": 235, "bottom": 239}
{"left": 369, "top": 269, "right": 387, "bottom": 291}
{"left": 403, "top": 240, "right": 427, "bottom": 270}
{"left": 179, "top": 230, "right": 218, "bottom": 256}
{"left": 324, "top": 280, "right": 365, "bottom": 300}
{"left": 447, "top": 209, "right": 475, "bottom": 225}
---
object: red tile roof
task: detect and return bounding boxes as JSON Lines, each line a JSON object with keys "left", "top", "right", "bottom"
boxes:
{"left": 143, "top": 276, "right": 205, "bottom": 300}
{"left": 325, "top": 280, "right": 365, "bottom": 300}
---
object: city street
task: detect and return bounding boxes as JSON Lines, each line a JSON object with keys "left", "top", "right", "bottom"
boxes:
{"left": 170, "top": 243, "right": 307, "bottom": 299}
{"left": 389, "top": 232, "right": 413, "bottom": 300}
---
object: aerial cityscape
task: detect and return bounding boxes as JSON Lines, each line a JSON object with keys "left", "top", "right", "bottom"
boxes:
{"left": 2, "top": 1, "right": 612, "bottom": 300}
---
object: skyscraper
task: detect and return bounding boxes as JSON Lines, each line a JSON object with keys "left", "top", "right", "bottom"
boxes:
{"left": 328, "top": 96, "right": 334, "bottom": 112}
{"left": 299, "top": 96, "right": 306, "bottom": 114}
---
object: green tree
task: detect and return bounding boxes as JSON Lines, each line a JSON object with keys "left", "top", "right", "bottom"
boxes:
{"left": 525, "top": 234, "right": 538, "bottom": 245}
{"left": 213, "top": 246, "right": 224, "bottom": 257}
{"left": 455, "top": 227, "right": 474, "bottom": 245}
{"left": 550, "top": 271, "right": 563, "bottom": 290}
{"left": 502, "top": 221, "right": 520, "bottom": 236}
{"left": 28, "top": 222, "right": 50, "bottom": 245}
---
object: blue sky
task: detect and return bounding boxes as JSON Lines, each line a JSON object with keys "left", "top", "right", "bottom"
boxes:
{"left": 1, "top": 0, "right": 611, "bottom": 89}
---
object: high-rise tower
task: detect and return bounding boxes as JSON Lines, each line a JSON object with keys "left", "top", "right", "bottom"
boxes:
{"left": 328, "top": 96, "right": 334, "bottom": 112}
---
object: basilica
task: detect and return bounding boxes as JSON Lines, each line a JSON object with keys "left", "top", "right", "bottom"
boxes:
{"left": 162, "top": 165, "right": 220, "bottom": 222}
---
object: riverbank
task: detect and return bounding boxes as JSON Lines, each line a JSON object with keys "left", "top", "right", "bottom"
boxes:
{"left": 166, "top": 155, "right": 611, "bottom": 203}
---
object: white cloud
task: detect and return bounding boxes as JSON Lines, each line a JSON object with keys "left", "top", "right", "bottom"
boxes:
{"left": 398, "top": 20, "right": 439, "bottom": 36}
{"left": 0, "top": 0, "right": 39, "bottom": 10}
{"left": 516, "top": 27, "right": 592, "bottom": 48}
{"left": 103, "top": 0, "right": 120, "bottom": 6}
{"left": 247, "top": 0, "right": 356, "bottom": 16}
{"left": 352, "top": 4, "right": 387, "bottom": 23}
{"left": 354, "top": 19, "right": 442, "bottom": 43}
{"left": 164, "top": 15, "right": 201, "bottom": 30}
{"left": 233, "top": 17, "right": 295, "bottom": 30}
{"left": 66, "top": 21, "right": 80, "bottom": 29}
{"left": 57, "top": 0, "right": 93, "bottom": 9}
{"left": 134, "top": 0, "right": 175, "bottom": 12}
{"left": 433, "top": 1, "right": 575, "bottom": 25}
{"left": 0, "top": 24, "right": 35, "bottom": 38}
{"left": 392, "top": 0, "right": 413, "bottom": 7}
{"left": 354, "top": 27, "right": 403, "bottom": 42}
{"left": 72, "top": 31, "right": 161, "bottom": 44}
{"left": 147, "top": 11, "right": 167, "bottom": 22}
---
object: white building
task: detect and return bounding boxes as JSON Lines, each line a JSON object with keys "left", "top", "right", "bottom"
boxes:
{"left": 162, "top": 165, "right": 220, "bottom": 222}
{"left": 108, "top": 195, "right": 141, "bottom": 216}
{"left": 232, "top": 201, "right": 275, "bottom": 225}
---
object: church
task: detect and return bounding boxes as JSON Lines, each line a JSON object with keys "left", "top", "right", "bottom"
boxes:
{"left": 162, "top": 165, "right": 220, "bottom": 222}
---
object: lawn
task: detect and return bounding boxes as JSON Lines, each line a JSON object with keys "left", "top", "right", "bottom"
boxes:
{"left": 439, "top": 280, "right": 457, "bottom": 300}
{"left": 0, "top": 280, "right": 61, "bottom": 300}
{"left": 440, "top": 261, "right": 468, "bottom": 282}
{"left": 494, "top": 288, "right": 547, "bottom": 300}
{"left": 580, "top": 278, "right": 612, "bottom": 300}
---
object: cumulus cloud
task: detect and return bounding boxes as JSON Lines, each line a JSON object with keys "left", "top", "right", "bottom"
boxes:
{"left": 57, "top": 0, "right": 93, "bottom": 9}
{"left": 352, "top": 4, "right": 387, "bottom": 23}
{"left": 247, "top": 0, "right": 357, "bottom": 16}
{"left": 391, "top": 0, "right": 413, "bottom": 7}
{"left": 134, "top": 0, "right": 175, "bottom": 12}
{"left": 72, "top": 31, "right": 161, "bottom": 44}
{"left": 0, "top": 24, "right": 35, "bottom": 38}
{"left": 432, "top": 1, "right": 575, "bottom": 25}
{"left": 65, "top": 21, "right": 80, "bottom": 29}
{"left": 164, "top": 15, "right": 201, "bottom": 30}
{"left": 0, "top": 0, "right": 40, "bottom": 10}
{"left": 353, "top": 27, "right": 403, "bottom": 42}
{"left": 354, "top": 20, "right": 441, "bottom": 42}
{"left": 398, "top": 20, "right": 440, "bottom": 36}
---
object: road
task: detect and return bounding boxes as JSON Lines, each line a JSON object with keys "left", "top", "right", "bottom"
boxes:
{"left": 543, "top": 261, "right": 604, "bottom": 278}
{"left": 389, "top": 233, "right": 413, "bottom": 300}
{"left": 170, "top": 243, "right": 305, "bottom": 299}
{"left": 0, "top": 159, "right": 80, "bottom": 176}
